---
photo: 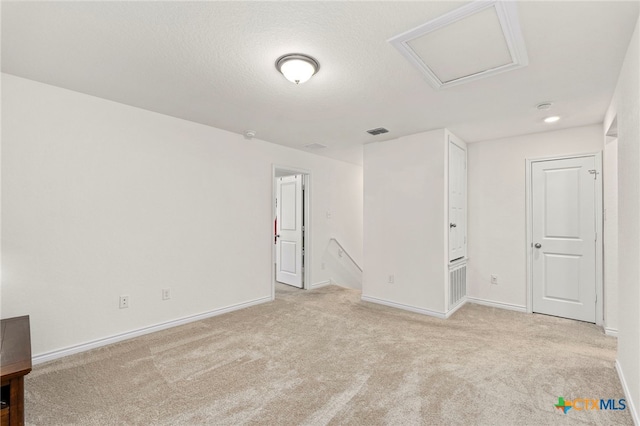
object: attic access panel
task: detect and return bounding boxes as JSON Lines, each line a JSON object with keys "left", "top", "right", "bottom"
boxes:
{"left": 389, "top": 0, "right": 528, "bottom": 89}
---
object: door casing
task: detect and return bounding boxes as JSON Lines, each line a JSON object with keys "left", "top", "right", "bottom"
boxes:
{"left": 271, "top": 165, "right": 311, "bottom": 300}
{"left": 525, "top": 152, "right": 603, "bottom": 325}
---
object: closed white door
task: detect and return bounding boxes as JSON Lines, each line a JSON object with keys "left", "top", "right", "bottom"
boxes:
{"left": 276, "top": 175, "right": 303, "bottom": 288}
{"left": 532, "top": 156, "right": 597, "bottom": 322}
{"left": 449, "top": 141, "right": 467, "bottom": 262}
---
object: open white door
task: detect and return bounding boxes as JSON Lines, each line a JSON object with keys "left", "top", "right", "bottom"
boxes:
{"left": 531, "top": 156, "right": 597, "bottom": 323}
{"left": 276, "top": 175, "right": 303, "bottom": 288}
{"left": 449, "top": 140, "right": 467, "bottom": 262}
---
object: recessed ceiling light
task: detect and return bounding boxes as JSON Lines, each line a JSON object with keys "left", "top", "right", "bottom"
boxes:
{"left": 544, "top": 116, "right": 561, "bottom": 123}
{"left": 536, "top": 102, "right": 553, "bottom": 111}
{"left": 275, "top": 54, "right": 320, "bottom": 84}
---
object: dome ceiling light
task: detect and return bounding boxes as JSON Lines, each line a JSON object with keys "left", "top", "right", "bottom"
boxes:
{"left": 275, "top": 54, "right": 320, "bottom": 84}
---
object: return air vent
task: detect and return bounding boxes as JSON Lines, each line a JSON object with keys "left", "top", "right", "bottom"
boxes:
{"left": 389, "top": 0, "right": 528, "bottom": 89}
{"left": 304, "top": 143, "right": 327, "bottom": 149}
{"left": 449, "top": 263, "right": 467, "bottom": 309}
{"left": 366, "top": 127, "right": 389, "bottom": 136}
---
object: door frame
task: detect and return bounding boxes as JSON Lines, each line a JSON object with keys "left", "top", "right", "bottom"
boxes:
{"left": 271, "top": 165, "right": 311, "bottom": 300}
{"left": 525, "top": 152, "right": 603, "bottom": 325}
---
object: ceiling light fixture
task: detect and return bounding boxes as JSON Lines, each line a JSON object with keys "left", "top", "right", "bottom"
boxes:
{"left": 536, "top": 102, "right": 553, "bottom": 111}
{"left": 544, "top": 116, "right": 561, "bottom": 123}
{"left": 276, "top": 54, "right": 320, "bottom": 84}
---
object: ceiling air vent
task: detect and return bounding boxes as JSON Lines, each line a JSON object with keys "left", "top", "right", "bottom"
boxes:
{"left": 366, "top": 127, "right": 389, "bottom": 136}
{"left": 388, "top": 0, "right": 528, "bottom": 90}
{"left": 304, "top": 143, "right": 327, "bottom": 149}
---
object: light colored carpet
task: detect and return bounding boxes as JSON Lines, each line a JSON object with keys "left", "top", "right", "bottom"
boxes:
{"left": 25, "top": 284, "right": 631, "bottom": 425}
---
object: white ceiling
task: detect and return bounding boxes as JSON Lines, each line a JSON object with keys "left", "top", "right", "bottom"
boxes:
{"left": 2, "top": 1, "right": 639, "bottom": 165}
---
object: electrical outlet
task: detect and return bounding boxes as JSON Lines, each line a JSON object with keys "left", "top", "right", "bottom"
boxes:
{"left": 162, "top": 288, "right": 171, "bottom": 300}
{"left": 119, "top": 295, "right": 129, "bottom": 309}
{"left": 388, "top": 275, "right": 395, "bottom": 284}
{"left": 491, "top": 274, "right": 498, "bottom": 285}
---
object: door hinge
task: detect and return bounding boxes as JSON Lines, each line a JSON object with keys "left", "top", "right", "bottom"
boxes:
{"left": 588, "top": 169, "right": 599, "bottom": 180}
{"left": 595, "top": 232, "right": 597, "bottom": 242}
{"left": 595, "top": 293, "right": 597, "bottom": 303}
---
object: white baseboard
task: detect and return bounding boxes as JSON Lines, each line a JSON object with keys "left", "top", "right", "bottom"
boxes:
{"left": 32, "top": 296, "right": 272, "bottom": 365}
{"left": 615, "top": 359, "right": 639, "bottom": 425}
{"left": 605, "top": 327, "right": 619, "bottom": 337}
{"left": 310, "top": 280, "right": 331, "bottom": 288}
{"left": 361, "top": 295, "right": 446, "bottom": 319}
{"left": 466, "top": 297, "right": 527, "bottom": 313}
{"left": 445, "top": 299, "right": 467, "bottom": 318}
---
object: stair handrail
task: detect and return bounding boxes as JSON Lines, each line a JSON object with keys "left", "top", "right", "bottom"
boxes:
{"left": 329, "top": 238, "right": 363, "bottom": 272}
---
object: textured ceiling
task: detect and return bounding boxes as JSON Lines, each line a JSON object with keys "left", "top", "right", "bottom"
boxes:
{"left": 2, "top": 1, "right": 639, "bottom": 165}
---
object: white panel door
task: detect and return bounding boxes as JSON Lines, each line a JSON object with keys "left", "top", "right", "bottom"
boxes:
{"left": 532, "top": 157, "right": 597, "bottom": 322}
{"left": 449, "top": 141, "right": 467, "bottom": 262}
{"left": 276, "top": 175, "right": 303, "bottom": 288}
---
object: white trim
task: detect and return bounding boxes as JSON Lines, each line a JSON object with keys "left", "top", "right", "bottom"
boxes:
{"left": 466, "top": 296, "right": 527, "bottom": 313}
{"left": 445, "top": 298, "right": 467, "bottom": 318}
{"left": 594, "top": 152, "right": 604, "bottom": 326}
{"left": 361, "top": 295, "right": 447, "bottom": 319}
{"left": 525, "top": 152, "right": 604, "bottom": 325}
{"left": 615, "top": 360, "right": 639, "bottom": 425}
{"left": 526, "top": 158, "right": 533, "bottom": 314}
{"left": 32, "top": 296, "right": 271, "bottom": 365}
{"left": 604, "top": 327, "right": 619, "bottom": 337}
{"left": 311, "top": 280, "right": 331, "bottom": 288}
{"left": 272, "top": 165, "right": 312, "bottom": 298}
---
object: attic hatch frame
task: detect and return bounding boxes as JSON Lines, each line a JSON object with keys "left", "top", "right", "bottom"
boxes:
{"left": 388, "top": 0, "right": 529, "bottom": 90}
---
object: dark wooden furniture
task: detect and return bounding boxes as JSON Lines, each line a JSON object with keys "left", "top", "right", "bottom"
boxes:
{"left": 1, "top": 316, "right": 32, "bottom": 426}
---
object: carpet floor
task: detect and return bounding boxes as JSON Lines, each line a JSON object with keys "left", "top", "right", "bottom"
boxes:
{"left": 25, "top": 284, "right": 631, "bottom": 425}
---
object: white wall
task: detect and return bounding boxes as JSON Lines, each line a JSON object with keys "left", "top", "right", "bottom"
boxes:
{"left": 466, "top": 125, "right": 603, "bottom": 309}
{"left": 1, "top": 73, "right": 363, "bottom": 357}
{"left": 363, "top": 129, "right": 447, "bottom": 314}
{"left": 604, "top": 15, "right": 640, "bottom": 424}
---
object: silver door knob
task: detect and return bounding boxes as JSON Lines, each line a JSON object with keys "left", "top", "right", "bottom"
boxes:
{"left": 534, "top": 243, "right": 542, "bottom": 248}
